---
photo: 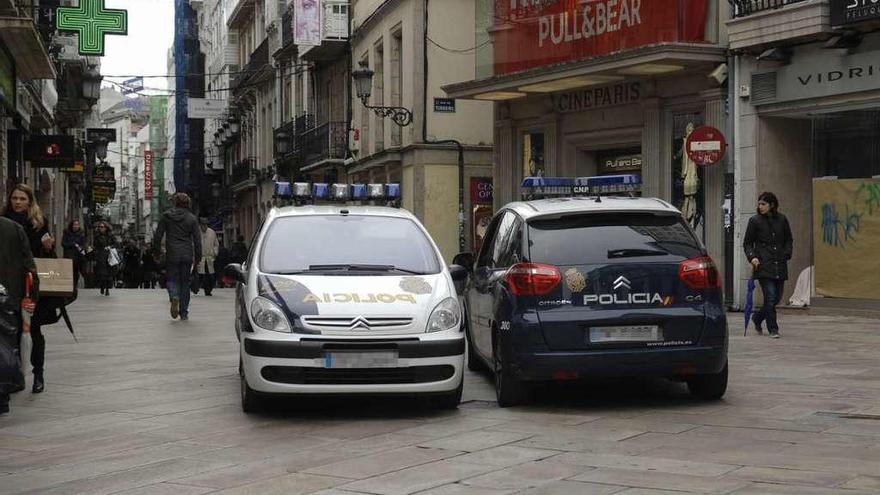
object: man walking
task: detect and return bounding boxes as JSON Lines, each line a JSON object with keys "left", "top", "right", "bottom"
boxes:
{"left": 197, "top": 218, "right": 219, "bottom": 296}
{"left": 154, "top": 193, "right": 202, "bottom": 321}
{"left": 0, "top": 216, "right": 36, "bottom": 415}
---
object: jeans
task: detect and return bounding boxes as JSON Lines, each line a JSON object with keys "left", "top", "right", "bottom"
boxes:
{"left": 757, "top": 279, "right": 785, "bottom": 332}
{"left": 166, "top": 261, "right": 194, "bottom": 317}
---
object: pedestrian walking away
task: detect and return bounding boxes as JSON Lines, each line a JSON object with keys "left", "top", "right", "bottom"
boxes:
{"left": 0, "top": 215, "right": 37, "bottom": 415}
{"left": 2, "top": 184, "right": 54, "bottom": 393}
{"left": 93, "top": 222, "right": 115, "bottom": 296}
{"left": 141, "top": 242, "right": 159, "bottom": 289}
{"left": 154, "top": 193, "right": 202, "bottom": 321}
{"left": 197, "top": 218, "right": 219, "bottom": 296}
{"left": 743, "top": 191, "right": 793, "bottom": 338}
{"left": 62, "top": 219, "right": 87, "bottom": 289}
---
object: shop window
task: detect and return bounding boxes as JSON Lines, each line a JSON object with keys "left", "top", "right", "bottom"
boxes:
{"left": 813, "top": 111, "right": 880, "bottom": 179}
{"left": 523, "top": 132, "right": 545, "bottom": 178}
{"left": 672, "top": 112, "right": 705, "bottom": 232}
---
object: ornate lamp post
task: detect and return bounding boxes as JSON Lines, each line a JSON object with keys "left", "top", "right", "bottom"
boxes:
{"left": 352, "top": 61, "right": 413, "bottom": 127}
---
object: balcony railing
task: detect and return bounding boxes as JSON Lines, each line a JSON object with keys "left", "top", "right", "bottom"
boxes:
{"left": 301, "top": 122, "right": 348, "bottom": 169}
{"left": 729, "top": 0, "right": 809, "bottom": 18}
{"left": 231, "top": 38, "right": 269, "bottom": 91}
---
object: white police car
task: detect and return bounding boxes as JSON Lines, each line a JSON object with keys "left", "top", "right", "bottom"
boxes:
{"left": 225, "top": 183, "right": 467, "bottom": 412}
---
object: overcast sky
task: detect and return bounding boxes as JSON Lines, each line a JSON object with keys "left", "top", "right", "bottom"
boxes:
{"left": 100, "top": 0, "right": 175, "bottom": 93}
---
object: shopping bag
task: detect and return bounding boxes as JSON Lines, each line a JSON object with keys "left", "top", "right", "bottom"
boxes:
{"left": 34, "top": 258, "right": 74, "bottom": 297}
{"left": 108, "top": 247, "right": 121, "bottom": 267}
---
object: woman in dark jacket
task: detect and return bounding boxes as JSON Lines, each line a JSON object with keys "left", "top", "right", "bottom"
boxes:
{"left": 2, "top": 184, "right": 54, "bottom": 393}
{"left": 743, "top": 191, "right": 793, "bottom": 338}
{"left": 93, "top": 222, "right": 115, "bottom": 296}
{"left": 62, "top": 219, "right": 86, "bottom": 289}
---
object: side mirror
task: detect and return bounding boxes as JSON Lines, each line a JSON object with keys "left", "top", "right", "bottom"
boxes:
{"left": 224, "top": 263, "right": 248, "bottom": 284}
{"left": 452, "top": 252, "right": 474, "bottom": 272}
{"left": 448, "top": 264, "right": 469, "bottom": 295}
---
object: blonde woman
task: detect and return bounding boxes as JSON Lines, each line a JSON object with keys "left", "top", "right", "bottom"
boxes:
{"left": 2, "top": 184, "right": 54, "bottom": 393}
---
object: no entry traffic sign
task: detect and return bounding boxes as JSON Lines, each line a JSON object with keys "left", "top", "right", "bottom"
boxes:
{"left": 686, "top": 125, "right": 727, "bottom": 166}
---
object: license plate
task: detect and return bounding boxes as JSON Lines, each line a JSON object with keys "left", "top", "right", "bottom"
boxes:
{"left": 589, "top": 325, "right": 662, "bottom": 343}
{"left": 323, "top": 351, "right": 399, "bottom": 369}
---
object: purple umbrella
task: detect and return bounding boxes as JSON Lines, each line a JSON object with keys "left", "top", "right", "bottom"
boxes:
{"left": 743, "top": 276, "right": 756, "bottom": 336}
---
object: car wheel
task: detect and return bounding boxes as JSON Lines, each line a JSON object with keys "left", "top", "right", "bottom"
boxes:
{"left": 493, "top": 335, "right": 529, "bottom": 408}
{"left": 240, "top": 370, "right": 262, "bottom": 413}
{"left": 687, "top": 363, "right": 728, "bottom": 400}
{"left": 433, "top": 379, "right": 463, "bottom": 410}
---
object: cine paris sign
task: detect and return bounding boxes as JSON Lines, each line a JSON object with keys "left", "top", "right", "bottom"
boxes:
{"left": 57, "top": 0, "right": 128, "bottom": 57}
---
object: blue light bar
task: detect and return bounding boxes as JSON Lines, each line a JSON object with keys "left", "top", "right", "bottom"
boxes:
{"left": 521, "top": 177, "right": 574, "bottom": 200}
{"left": 576, "top": 174, "right": 642, "bottom": 194}
{"left": 385, "top": 183, "right": 401, "bottom": 200}
{"left": 274, "top": 181, "right": 292, "bottom": 199}
{"left": 313, "top": 183, "right": 329, "bottom": 200}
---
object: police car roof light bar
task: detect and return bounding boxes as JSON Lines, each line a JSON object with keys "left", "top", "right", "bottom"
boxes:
{"left": 521, "top": 174, "right": 642, "bottom": 201}
{"left": 273, "top": 181, "right": 402, "bottom": 206}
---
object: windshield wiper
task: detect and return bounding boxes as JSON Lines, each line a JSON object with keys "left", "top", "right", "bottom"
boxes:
{"left": 307, "top": 264, "right": 426, "bottom": 275}
{"left": 607, "top": 248, "right": 668, "bottom": 259}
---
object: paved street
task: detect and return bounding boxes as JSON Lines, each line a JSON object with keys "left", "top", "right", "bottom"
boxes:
{"left": 1, "top": 290, "right": 879, "bottom": 495}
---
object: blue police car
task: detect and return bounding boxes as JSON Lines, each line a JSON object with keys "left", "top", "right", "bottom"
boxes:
{"left": 456, "top": 176, "right": 728, "bottom": 407}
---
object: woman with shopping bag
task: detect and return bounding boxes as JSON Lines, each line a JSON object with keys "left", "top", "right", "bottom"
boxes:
{"left": 1, "top": 184, "right": 50, "bottom": 394}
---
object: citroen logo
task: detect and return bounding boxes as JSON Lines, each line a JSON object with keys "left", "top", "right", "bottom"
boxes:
{"left": 349, "top": 317, "right": 370, "bottom": 330}
{"left": 613, "top": 276, "right": 632, "bottom": 291}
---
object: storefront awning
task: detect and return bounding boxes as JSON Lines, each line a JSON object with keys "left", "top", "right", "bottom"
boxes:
{"left": 443, "top": 44, "right": 724, "bottom": 100}
{"left": 0, "top": 16, "right": 56, "bottom": 80}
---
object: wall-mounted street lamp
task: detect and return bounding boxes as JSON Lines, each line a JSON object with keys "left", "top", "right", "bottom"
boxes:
{"left": 274, "top": 129, "right": 291, "bottom": 156}
{"left": 83, "top": 66, "right": 103, "bottom": 102}
{"left": 352, "top": 61, "right": 413, "bottom": 127}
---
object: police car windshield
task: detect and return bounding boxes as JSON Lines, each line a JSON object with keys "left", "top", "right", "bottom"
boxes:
{"left": 260, "top": 215, "right": 442, "bottom": 275}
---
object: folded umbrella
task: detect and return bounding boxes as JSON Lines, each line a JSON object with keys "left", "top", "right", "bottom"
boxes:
{"left": 744, "top": 275, "right": 756, "bottom": 337}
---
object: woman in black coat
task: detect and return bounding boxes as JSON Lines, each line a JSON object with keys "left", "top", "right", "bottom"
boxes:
{"left": 743, "top": 191, "right": 793, "bottom": 338}
{"left": 93, "top": 222, "right": 115, "bottom": 296}
{"left": 2, "top": 184, "right": 54, "bottom": 393}
{"left": 62, "top": 219, "right": 86, "bottom": 289}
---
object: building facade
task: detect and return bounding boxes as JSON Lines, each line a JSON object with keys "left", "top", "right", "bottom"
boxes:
{"left": 348, "top": 0, "right": 495, "bottom": 261}
{"left": 446, "top": 0, "right": 733, "bottom": 284}
{"left": 728, "top": 0, "right": 880, "bottom": 306}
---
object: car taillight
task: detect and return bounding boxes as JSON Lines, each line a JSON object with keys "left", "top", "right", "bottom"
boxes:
{"left": 679, "top": 256, "right": 721, "bottom": 289}
{"left": 506, "top": 263, "right": 561, "bottom": 296}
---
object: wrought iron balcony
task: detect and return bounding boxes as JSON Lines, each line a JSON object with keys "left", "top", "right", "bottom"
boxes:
{"left": 729, "top": 0, "right": 809, "bottom": 18}
{"left": 231, "top": 38, "right": 270, "bottom": 92}
{"left": 301, "top": 121, "right": 348, "bottom": 170}
{"left": 230, "top": 158, "right": 255, "bottom": 187}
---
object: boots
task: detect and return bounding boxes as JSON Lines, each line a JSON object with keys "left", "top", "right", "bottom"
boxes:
{"left": 32, "top": 373, "right": 44, "bottom": 394}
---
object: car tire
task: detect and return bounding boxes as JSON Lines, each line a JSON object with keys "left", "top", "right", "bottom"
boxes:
{"left": 463, "top": 304, "right": 487, "bottom": 373}
{"left": 434, "top": 379, "right": 463, "bottom": 410}
{"left": 240, "top": 371, "right": 263, "bottom": 414}
{"left": 687, "top": 363, "right": 728, "bottom": 400}
{"left": 493, "top": 336, "right": 529, "bottom": 408}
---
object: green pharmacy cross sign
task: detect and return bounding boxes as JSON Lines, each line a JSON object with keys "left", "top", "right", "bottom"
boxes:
{"left": 57, "top": 0, "right": 128, "bottom": 57}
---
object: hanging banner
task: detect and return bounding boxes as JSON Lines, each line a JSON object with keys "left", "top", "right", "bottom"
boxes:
{"left": 492, "top": 0, "right": 708, "bottom": 75}
{"left": 813, "top": 178, "right": 880, "bottom": 300}
{"left": 294, "top": 0, "right": 323, "bottom": 46}
{"left": 187, "top": 98, "right": 227, "bottom": 119}
{"left": 144, "top": 150, "right": 154, "bottom": 200}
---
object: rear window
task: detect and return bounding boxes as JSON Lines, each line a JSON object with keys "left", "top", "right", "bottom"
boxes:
{"left": 527, "top": 213, "right": 702, "bottom": 265}
{"left": 260, "top": 215, "right": 441, "bottom": 274}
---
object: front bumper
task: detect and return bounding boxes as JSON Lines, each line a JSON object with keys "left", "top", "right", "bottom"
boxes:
{"left": 510, "top": 345, "right": 727, "bottom": 381}
{"left": 242, "top": 333, "right": 464, "bottom": 395}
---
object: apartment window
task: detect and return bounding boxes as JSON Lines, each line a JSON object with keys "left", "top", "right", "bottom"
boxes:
{"left": 295, "top": 72, "right": 304, "bottom": 116}
{"left": 374, "top": 41, "right": 385, "bottom": 153}
{"left": 391, "top": 29, "right": 403, "bottom": 147}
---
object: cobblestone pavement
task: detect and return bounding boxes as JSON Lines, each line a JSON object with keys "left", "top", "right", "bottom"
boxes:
{"left": 1, "top": 290, "right": 879, "bottom": 495}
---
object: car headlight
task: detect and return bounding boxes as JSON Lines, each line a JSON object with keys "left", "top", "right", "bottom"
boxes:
{"left": 426, "top": 297, "right": 461, "bottom": 333}
{"left": 250, "top": 297, "right": 292, "bottom": 333}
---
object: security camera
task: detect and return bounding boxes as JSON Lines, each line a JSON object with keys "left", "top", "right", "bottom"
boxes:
{"left": 708, "top": 63, "right": 728, "bottom": 85}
